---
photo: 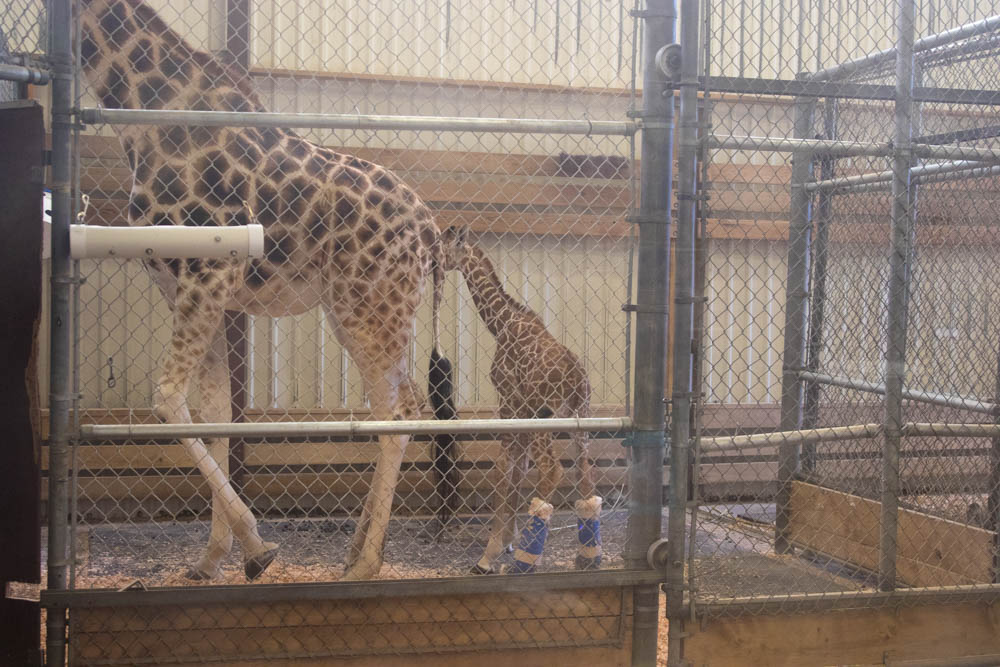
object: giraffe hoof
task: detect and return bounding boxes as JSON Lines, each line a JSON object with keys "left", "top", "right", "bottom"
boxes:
{"left": 469, "top": 563, "right": 496, "bottom": 575}
{"left": 574, "top": 555, "right": 602, "bottom": 570}
{"left": 244, "top": 546, "right": 279, "bottom": 581}
{"left": 183, "top": 567, "right": 217, "bottom": 581}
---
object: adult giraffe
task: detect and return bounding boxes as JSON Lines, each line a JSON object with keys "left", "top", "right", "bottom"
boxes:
{"left": 77, "top": 0, "right": 451, "bottom": 581}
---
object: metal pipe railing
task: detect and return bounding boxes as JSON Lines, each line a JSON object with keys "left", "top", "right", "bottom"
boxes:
{"left": 665, "top": 0, "right": 700, "bottom": 660}
{"left": 798, "top": 370, "right": 998, "bottom": 415}
{"left": 806, "top": 159, "right": 983, "bottom": 192}
{"left": 699, "top": 423, "right": 884, "bottom": 454}
{"left": 706, "top": 134, "right": 1000, "bottom": 162}
{"left": 630, "top": 0, "right": 676, "bottom": 662}
{"left": 80, "top": 416, "right": 632, "bottom": 441}
{"left": 79, "top": 107, "right": 636, "bottom": 136}
{"left": 808, "top": 13, "right": 1000, "bottom": 82}
{"left": 45, "top": 0, "right": 74, "bottom": 663}
{"left": 0, "top": 62, "right": 50, "bottom": 84}
{"left": 880, "top": 0, "right": 917, "bottom": 591}
{"left": 774, "top": 93, "right": 816, "bottom": 555}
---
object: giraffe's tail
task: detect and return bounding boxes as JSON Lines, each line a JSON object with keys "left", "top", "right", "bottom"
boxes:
{"left": 428, "top": 347, "right": 459, "bottom": 528}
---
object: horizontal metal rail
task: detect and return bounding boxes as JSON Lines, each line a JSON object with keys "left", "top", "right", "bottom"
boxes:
{"left": 79, "top": 107, "right": 636, "bottom": 136}
{"left": 80, "top": 416, "right": 633, "bottom": 440}
{"left": 903, "top": 422, "right": 1000, "bottom": 438}
{"left": 839, "top": 164, "right": 1000, "bottom": 194}
{"left": 809, "top": 14, "right": 1000, "bottom": 81}
{"left": 707, "top": 134, "right": 1000, "bottom": 162}
{"left": 706, "top": 134, "right": 891, "bottom": 157}
{"left": 799, "top": 371, "right": 998, "bottom": 415}
{"left": 40, "top": 568, "right": 663, "bottom": 608}
{"left": 689, "top": 76, "right": 1000, "bottom": 105}
{"left": 0, "top": 62, "right": 50, "bottom": 84}
{"left": 691, "top": 582, "right": 1000, "bottom": 617}
{"left": 806, "top": 159, "right": 984, "bottom": 192}
{"left": 698, "top": 423, "right": 883, "bottom": 453}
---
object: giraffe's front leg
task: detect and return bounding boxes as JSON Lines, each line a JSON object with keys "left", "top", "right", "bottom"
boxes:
{"left": 155, "top": 289, "right": 277, "bottom": 581}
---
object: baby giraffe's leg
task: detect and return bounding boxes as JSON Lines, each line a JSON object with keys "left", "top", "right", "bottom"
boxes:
{"left": 509, "top": 432, "right": 562, "bottom": 573}
{"left": 572, "top": 431, "right": 602, "bottom": 570}
{"left": 155, "top": 285, "right": 276, "bottom": 580}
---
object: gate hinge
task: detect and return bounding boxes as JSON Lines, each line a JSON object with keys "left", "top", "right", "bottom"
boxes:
{"left": 622, "top": 429, "right": 666, "bottom": 450}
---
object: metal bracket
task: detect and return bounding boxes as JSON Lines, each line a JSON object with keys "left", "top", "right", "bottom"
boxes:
{"left": 676, "top": 192, "right": 709, "bottom": 202}
{"left": 674, "top": 295, "right": 709, "bottom": 305}
{"left": 622, "top": 429, "right": 666, "bottom": 449}
{"left": 629, "top": 8, "right": 677, "bottom": 19}
{"left": 625, "top": 212, "right": 672, "bottom": 224}
{"left": 622, "top": 303, "right": 671, "bottom": 314}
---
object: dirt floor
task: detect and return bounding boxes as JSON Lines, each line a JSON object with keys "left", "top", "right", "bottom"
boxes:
{"left": 23, "top": 501, "right": 883, "bottom": 663}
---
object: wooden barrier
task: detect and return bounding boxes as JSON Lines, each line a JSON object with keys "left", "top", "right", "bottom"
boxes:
{"left": 69, "top": 586, "right": 631, "bottom": 666}
{"left": 684, "top": 599, "right": 1000, "bottom": 666}
{"left": 788, "top": 480, "right": 993, "bottom": 586}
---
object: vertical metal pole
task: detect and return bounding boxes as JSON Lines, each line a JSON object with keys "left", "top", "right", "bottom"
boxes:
{"left": 880, "top": 0, "right": 916, "bottom": 592}
{"left": 626, "top": 0, "right": 675, "bottom": 663}
{"left": 802, "top": 98, "right": 838, "bottom": 472}
{"left": 225, "top": 0, "right": 252, "bottom": 495}
{"left": 774, "top": 90, "right": 815, "bottom": 554}
{"left": 665, "top": 0, "right": 700, "bottom": 662}
{"left": 46, "top": 0, "right": 74, "bottom": 662}
{"left": 989, "top": 342, "right": 1000, "bottom": 583}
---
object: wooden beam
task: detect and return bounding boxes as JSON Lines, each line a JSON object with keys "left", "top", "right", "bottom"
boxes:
{"left": 684, "top": 599, "right": 1000, "bottom": 667}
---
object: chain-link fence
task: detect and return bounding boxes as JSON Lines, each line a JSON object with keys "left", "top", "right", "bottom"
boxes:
{"left": 674, "top": 0, "right": 1000, "bottom": 636}
{"left": 23, "top": 0, "right": 675, "bottom": 663}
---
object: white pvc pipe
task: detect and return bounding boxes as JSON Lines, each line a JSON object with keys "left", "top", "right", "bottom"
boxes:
{"left": 69, "top": 224, "right": 265, "bottom": 260}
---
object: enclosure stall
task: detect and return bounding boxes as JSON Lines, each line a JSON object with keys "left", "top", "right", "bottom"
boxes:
{"left": 5, "top": 0, "right": 1000, "bottom": 663}
{"left": 674, "top": 0, "right": 1000, "bottom": 664}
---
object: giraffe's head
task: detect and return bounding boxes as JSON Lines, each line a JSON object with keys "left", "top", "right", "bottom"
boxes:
{"left": 438, "top": 225, "right": 472, "bottom": 272}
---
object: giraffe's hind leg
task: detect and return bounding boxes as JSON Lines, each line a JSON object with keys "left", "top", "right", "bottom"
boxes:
{"left": 340, "top": 358, "right": 421, "bottom": 581}
{"left": 154, "top": 282, "right": 277, "bottom": 580}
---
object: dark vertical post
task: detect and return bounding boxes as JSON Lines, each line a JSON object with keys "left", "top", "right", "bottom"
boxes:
{"left": 46, "top": 0, "right": 74, "bottom": 663}
{"left": 0, "top": 102, "right": 44, "bottom": 667}
{"left": 774, "top": 91, "right": 816, "bottom": 554}
{"left": 881, "top": 0, "right": 916, "bottom": 592}
{"left": 226, "top": 0, "right": 251, "bottom": 493}
{"left": 801, "top": 98, "right": 838, "bottom": 473}
{"left": 665, "top": 0, "right": 700, "bottom": 662}
{"left": 626, "top": 0, "right": 675, "bottom": 663}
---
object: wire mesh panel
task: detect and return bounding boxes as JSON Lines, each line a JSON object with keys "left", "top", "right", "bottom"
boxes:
{"left": 685, "top": 0, "right": 1000, "bottom": 617}
{"left": 47, "top": 0, "right": 642, "bottom": 596}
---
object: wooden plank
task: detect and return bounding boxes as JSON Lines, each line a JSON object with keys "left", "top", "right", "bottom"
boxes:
{"left": 70, "top": 588, "right": 629, "bottom": 665}
{"left": 684, "top": 600, "right": 1000, "bottom": 667}
{"left": 788, "top": 481, "right": 993, "bottom": 587}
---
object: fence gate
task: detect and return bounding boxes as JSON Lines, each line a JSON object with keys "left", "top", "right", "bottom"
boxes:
{"left": 13, "top": 0, "right": 684, "bottom": 664}
{"left": 665, "top": 0, "right": 1000, "bottom": 665}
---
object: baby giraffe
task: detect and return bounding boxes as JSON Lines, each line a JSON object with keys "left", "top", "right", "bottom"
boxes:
{"left": 439, "top": 226, "right": 602, "bottom": 573}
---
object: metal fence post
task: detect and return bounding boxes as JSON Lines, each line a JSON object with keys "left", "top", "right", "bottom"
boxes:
{"left": 46, "top": 0, "right": 74, "bottom": 663}
{"left": 774, "top": 90, "right": 816, "bottom": 554}
{"left": 990, "top": 344, "right": 1000, "bottom": 582}
{"left": 626, "top": 0, "right": 676, "bottom": 663}
{"left": 664, "top": 0, "right": 700, "bottom": 662}
{"left": 802, "top": 98, "right": 838, "bottom": 472}
{"left": 880, "top": 0, "right": 917, "bottom": 592}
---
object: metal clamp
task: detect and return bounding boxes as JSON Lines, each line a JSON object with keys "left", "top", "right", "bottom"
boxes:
{"left": 625, "top": 212, "right": 672, "bottom": 225}
{"left": 622, "top": 429, "right": 666, "bottom": 449}
{"left": 622, "top": 303, "right": 670, "bottom": 314}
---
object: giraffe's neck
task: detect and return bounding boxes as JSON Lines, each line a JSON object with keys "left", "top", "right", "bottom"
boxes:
{"left": 460, "top": 247, "right": 522, "bottom": 337}
{"left": 80, "top": 0, "right": 266, "bottom": 115}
